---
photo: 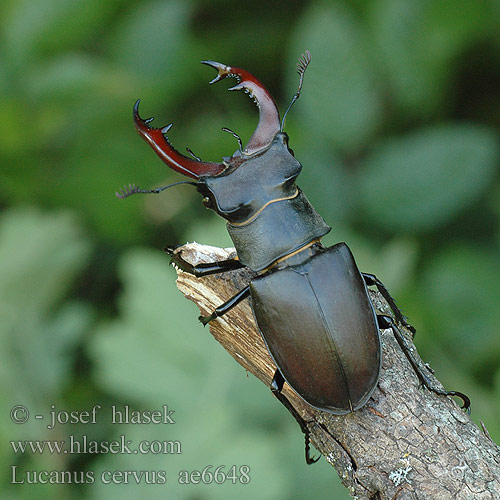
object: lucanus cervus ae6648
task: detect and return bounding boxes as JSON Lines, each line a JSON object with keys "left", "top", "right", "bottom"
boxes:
{"left": 118, "top": 52, "right": 470, "bottom": 464}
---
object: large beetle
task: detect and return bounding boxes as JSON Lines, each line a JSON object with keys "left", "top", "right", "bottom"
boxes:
{"left": 118, "top": 52, "right": 470, "bottom": 463}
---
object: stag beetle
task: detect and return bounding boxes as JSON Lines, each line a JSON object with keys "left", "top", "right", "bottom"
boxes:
{"left": 118, "top": 52, "right": 470, "bottom": 464}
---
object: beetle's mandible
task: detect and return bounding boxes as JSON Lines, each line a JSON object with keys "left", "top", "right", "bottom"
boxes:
{"left": 118, "top": 52, "right": 470, "bottom": 464}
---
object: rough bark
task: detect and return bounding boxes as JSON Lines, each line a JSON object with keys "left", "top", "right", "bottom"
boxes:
{"left": 173, "top": 242, "right": 500, "bottom": 500}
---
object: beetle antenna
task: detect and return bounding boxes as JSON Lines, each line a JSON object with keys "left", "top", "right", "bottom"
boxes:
{"left": 280, "top": 50, "right": 311, "bottom": 132}
{"left": 116, "top": 181, "right": 198, "bottom": 199}
{"left": 222, "top": 127, "right": 243, "bottom": 152}
{"left": 186, "top": 147, "right": 202, "bottom": 161}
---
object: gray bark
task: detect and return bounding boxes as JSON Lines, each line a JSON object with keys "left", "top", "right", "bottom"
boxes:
{"left": 173, "top": 242, "right": 500, "bottom": 500}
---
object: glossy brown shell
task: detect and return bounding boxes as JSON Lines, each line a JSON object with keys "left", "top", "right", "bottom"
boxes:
{"left": 250, "top": 243, "right": 380, "bottom": 414}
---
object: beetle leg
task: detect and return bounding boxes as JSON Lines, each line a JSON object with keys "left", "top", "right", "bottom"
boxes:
{"left": 363, "top": 273, "right": 416, "bottom": 336}
{"left": 180, "top": 258, "right": 243, "bottom": 277}
{"left": 198, "top": 286, "right": 250, "bottom": 326}
{"left": 165, "top": 246, "right": 243, "bottom": 277}
{"left": 377, "top": 315, "right": 471, "bottom": 412}
{"left": 271, "top": 369, "right": 320, "bottom": 465}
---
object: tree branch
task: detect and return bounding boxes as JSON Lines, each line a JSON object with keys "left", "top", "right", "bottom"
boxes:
{"left": 173, "top": 242, "right": 500, "bottom": 500}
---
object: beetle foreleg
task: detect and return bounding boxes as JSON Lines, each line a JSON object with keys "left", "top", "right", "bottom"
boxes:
{"left": 363, "top": 273, "right": 416, "bottom": 335}
{"left": 199, "top": 286, "right": 250, "bottom": 326}
{"left": 165, "top": 246, "right": 243, "bottom": 277}
{"left": 271, "top": 369, "right": 319, "bottom": 465}
{"left": 377, "top": 315, "right": 471, "bottom": 411}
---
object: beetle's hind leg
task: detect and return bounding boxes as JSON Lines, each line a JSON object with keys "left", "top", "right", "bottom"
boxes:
{"left": 165, "top": 245, "right": 243, "bottom": 277}
{"left": 363, "top": 273, "right": 416, "bottom": 335}
{"left": 377, "top": 314, "right": 471, "bottom": 411}
{"left": 271, "top": 369, "right": 319, "bottom": 465}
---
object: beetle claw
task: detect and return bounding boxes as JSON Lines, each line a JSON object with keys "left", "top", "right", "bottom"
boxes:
{"left": 164, "top": 245, "right": 180, "bottom": 257}
{"left": 201, "top": 59, "right": 280, "bottom": 155}
{"left": 199, "top": 314, "right": 214, "bottom": 326}
{"left": 201, "top": 60, "right": 233, "bottom": 84}
{"left": 166, "top": 249, "right": 196, "bottom": 275}
{"left": 133, "top": 99, "right": 225, "bottom": 179}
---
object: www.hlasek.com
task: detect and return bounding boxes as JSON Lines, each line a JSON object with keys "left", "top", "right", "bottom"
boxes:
{"left": 11, "top": 435, "right": 181, "bottom": 455}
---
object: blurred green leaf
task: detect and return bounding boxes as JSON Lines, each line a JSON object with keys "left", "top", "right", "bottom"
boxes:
{"left": 287, "top": 1, "right": 382, "bottom": 152}
{"left": 0, "top": 208, "right": 93, "bottom": 489}
{"left": 283, "top": 126, "right": 354, "bottom": 225}
{"left": 25, "top": 54, "right": 133, "bottom": 103}
{"left": 419, "top": 245, "right": 500, "bottom": 372}
{"left": 3, "top": 0, "right": 125, "bottom": 64}
{"left": 358, "top": 124, "right": 499, "bottom": 231}
{"left": 367, "top": 0, "right": 498, "bottom": 116}
{"left": 0, "top": 207, "right": 91, "bottom": 320}
{"left": 89, "top": 248, "right": 207, "bottom": 401}
{"left": 106, "top": 0, "right": 197, "bottom": 98}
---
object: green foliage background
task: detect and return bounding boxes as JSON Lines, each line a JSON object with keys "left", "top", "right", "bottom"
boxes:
{"left": 1, "top": 1, "right": 499, "bottom": 498}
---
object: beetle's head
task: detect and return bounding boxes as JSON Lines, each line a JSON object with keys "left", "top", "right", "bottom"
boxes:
{"left": 119, "top": 52, "right": 310, "bottom": 199}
